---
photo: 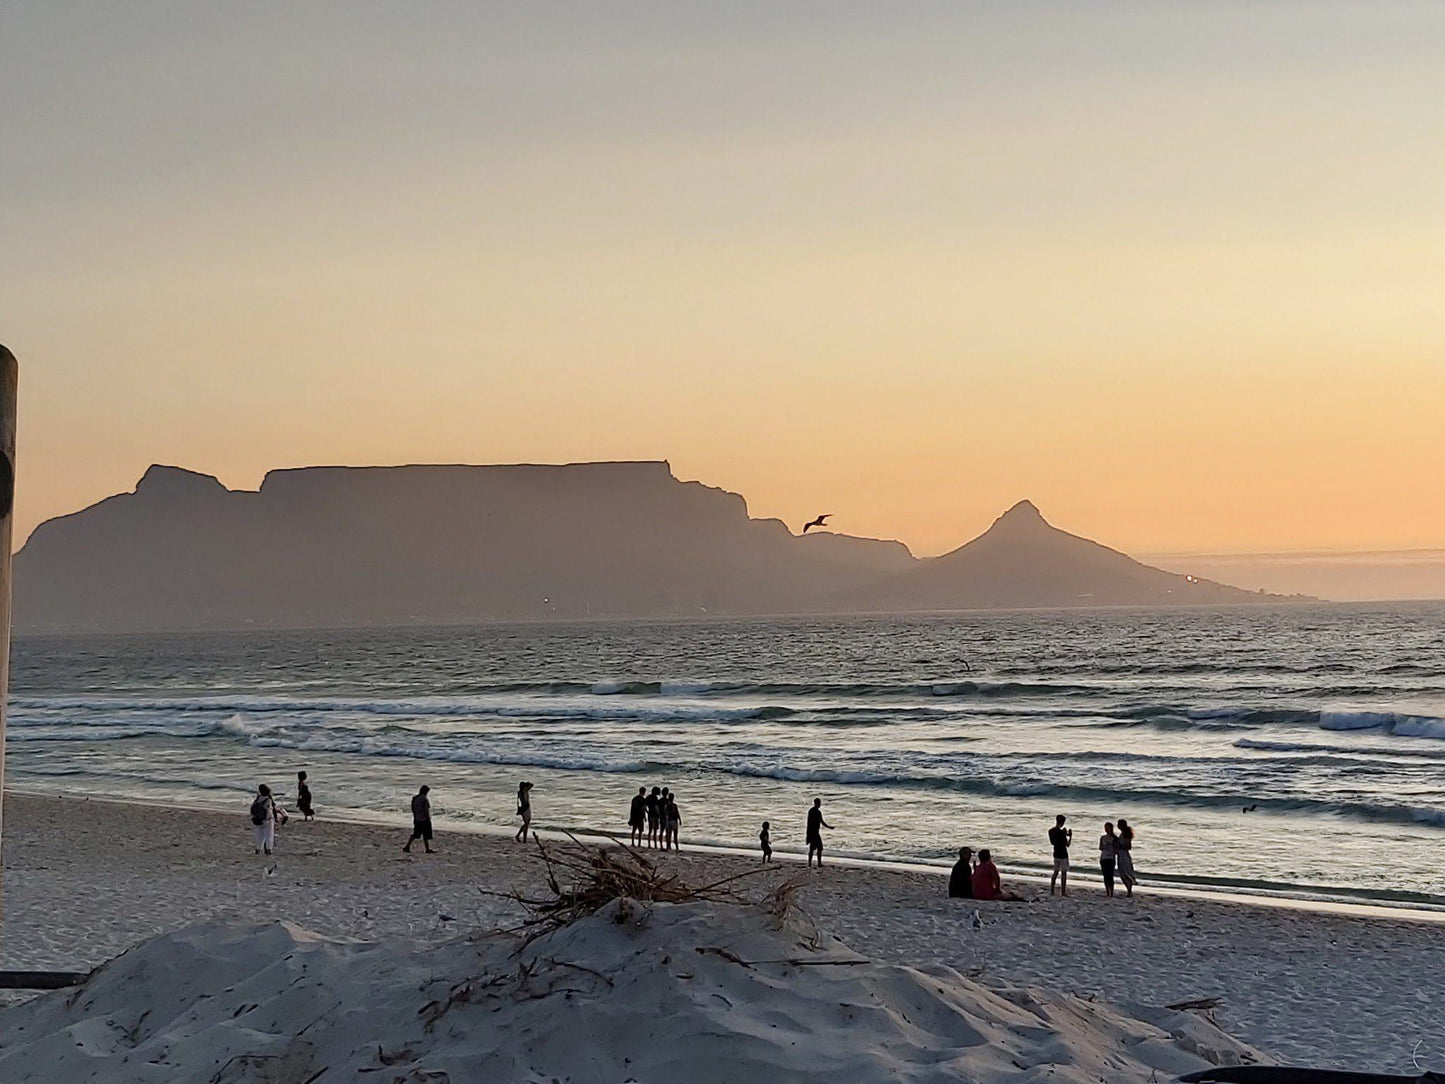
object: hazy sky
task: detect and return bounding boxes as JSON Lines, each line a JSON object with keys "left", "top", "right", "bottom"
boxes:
{"left": 4, "top": 2, "right": 1444, "bottom": 556}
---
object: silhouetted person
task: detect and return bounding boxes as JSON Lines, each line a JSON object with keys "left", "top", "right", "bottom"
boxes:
{"left": 665, "top": 792, "right": 680, "bottom": 850}
{"left": 760, "top": 821, "right": 772, "bottom": 863}
{"left": 949, "top": 847, "right": 974, "bottom": 898}
{"left": 1116, "top": 818, "right": 1136, "bottom": 897}
{"left": 645, "top": 787, "right": 662, "bottom": 848}
{"left": 515, "top": 780, "right": 533, "bottom": 843}
{"left": 404, "top": 785, "right": 434, "bottom": 853}
{"left": 806, "top": 798, "right": 831, "bottom": 867}
{"left": 971, "top": 849, "right": 1024, "bottom": 901}
{"left": 1048, "top": 814, "right": 1071, "bottom": 896}
{"left": 1099, "top": 821, "right": 1118, "bottom": 897}
{"left": 628, "top": 787, "right": 647, "bottom": 846}
{"left": 249, "top": 784, "right": 277, "bottom": 855}
{"left": 296, "top": 771, "right": 314, "bottom": 821}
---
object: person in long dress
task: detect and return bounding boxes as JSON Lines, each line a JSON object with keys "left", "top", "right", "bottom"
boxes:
{"left": 1115, "top": 818, "right": 1136, "bottom": 897}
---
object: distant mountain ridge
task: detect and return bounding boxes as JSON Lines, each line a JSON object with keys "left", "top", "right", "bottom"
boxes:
{"left": 13, "top": 461, "right": 1299, "bottom": 632}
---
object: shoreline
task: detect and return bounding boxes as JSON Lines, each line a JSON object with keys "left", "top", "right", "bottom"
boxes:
{"left": 12, "top": 784, "right": 1444, "bottom": 924}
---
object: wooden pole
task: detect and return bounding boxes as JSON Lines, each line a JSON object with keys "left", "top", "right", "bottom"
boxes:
{"left": 0, "top": 345, "right": 16, "bottom": 947}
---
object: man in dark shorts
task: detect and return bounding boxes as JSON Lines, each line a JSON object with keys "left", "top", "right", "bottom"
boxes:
{"left": 628, "top": 787, "right": 646, "bottom": 846}
{"left": 403, "top": 785, "right": 434, "bottom": 853}
{"left": 1048, "top": 814, "right": 1072, "bottom": 896}
{"left": 805, "top": 797, "right": 831, "bottom": 867}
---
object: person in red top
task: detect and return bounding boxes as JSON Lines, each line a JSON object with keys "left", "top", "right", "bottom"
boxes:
{"left": 971, "top": 849, "right": 1025, "bottom": 901}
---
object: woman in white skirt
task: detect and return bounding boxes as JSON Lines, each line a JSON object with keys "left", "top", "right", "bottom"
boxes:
{"left": 249, "top": 784, "right": 277, "bottom": 855}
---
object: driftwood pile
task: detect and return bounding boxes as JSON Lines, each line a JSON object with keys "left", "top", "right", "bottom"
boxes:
{"left": 484, "top": 833, "right": 803, "bottom": 946}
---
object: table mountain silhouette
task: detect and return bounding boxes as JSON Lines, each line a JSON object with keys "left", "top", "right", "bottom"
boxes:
{"left": 13, "top": 464, "right": 1293, "bottom": 632}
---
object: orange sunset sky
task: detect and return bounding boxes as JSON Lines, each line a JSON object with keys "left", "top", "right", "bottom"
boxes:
{"left": 3, "top": 2, "right": 1443, "bottom": 557}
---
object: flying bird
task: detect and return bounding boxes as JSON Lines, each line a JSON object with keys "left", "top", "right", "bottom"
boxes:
{"left": 1242, "top": 804, "right": 1259, "bottom": 813}
{"left": 802, "top": 514, "right": 832, "bottom": 533}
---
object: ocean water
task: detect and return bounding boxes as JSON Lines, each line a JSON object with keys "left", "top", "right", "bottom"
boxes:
{"left": 7, "top": 604, "right": 1445, "bottom": 906}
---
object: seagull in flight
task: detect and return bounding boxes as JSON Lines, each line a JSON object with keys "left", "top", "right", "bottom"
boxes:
{"left": 802, "top": 514, "right": 832, "bottom": 533}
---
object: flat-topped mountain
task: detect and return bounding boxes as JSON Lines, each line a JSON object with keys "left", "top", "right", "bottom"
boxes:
{"left": 13, "top": 462, "right": 1295, "bottom": 632}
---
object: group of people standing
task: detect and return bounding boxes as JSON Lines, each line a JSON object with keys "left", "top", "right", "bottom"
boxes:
{"left": 1049, "top": 814, "right": 1135, "bottom": 898}
{"left": 626, "top": 786, "right": 682, "bottom": 849}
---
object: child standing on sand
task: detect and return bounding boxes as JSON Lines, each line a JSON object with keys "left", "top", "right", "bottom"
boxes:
{"left": 759, "top": 821, "right": 772, "bottom": 862}
{"left": 296, "top": 771, "right": 315, "bottom": 821}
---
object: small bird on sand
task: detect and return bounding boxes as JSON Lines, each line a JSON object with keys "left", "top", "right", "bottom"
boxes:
{"left": 971, "top": 910, "right": 984, "bottom": 930}
{"left": 802, "top": 514, "right": 831, "bottom": 533}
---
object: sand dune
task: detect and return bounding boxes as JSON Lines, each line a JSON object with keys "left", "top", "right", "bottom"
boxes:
{"left": 0, "top": 899, "right": 1262, "bottom": 1083}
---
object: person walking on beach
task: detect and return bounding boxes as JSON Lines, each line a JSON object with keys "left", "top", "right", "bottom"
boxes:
{"left": 805, "top": 798, "right": 831, "bottom": 867}
{"left": 665, "top": 792, "right": 681, "bottom": 850}
{"left": 949, "top": 846, "right": 975, "bottom": 898}
{"left": 515, "top": 781, "right": 534, "bottom": 843}
{"left": 628, "top": 787, "right": 647, "bottom": 846}
{"left": 1099, "top": 821, "right": 1118, "bottom": 897}
{"left": 760, "top": 821, "right": 773, "bottom": 863}
{"left": 645, "top": 787, "right": 662, "bottom": 848}
{"left": 296, "top": 771, "right": 315, "bottom": 822}
{"left": 404, "top": 785, "right": 434, "bottom": 854}
{"left": 971, "top": 849, "right": 1024, "bottom": 901}
{"left": 1048, "top": 814, "right": 1072, "bottom": 896}
{"left": 1115, "top": 818, "right": 1136, "bottom": 897}
{"left": 249, "top": 784, "right": 277, "bottom": 856}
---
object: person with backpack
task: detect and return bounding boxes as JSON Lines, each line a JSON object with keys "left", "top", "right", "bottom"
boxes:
{"left": 404, "top": 785, "right": 435, "bottom": 854}
{"left": 249, "top": 784, "right": 277, "bottom": 855}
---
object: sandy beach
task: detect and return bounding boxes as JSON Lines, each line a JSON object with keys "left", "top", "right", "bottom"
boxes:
{"left": 3, "top": 791, "right": 1442, "bottom": 1075}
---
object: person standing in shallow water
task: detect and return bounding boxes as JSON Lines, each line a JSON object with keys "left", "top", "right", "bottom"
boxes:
{"left": 1099, "top": 821, "right": 1118, "bottom": 898}
{"left": 404, "top": 785, "right": 434, "bottom": 854}
{"left": 1115, "top": 818, "right": 1136, "bottom": 897}
{"left": 515, "top": 781, "right": 533, "bottom": 843}
{"left": 1048, "top": 814, "right": 1071, "bottom": 896}
{"left": 805, "top": 798, "right": 832, "bottom": 867}
{"left": 296, "top": 771, "right": 314, "bottom": 822}
{"left": 628, "top": 787, "right": 647, "bottom": 846}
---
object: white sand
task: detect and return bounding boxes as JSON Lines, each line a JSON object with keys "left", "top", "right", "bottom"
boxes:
{"left": 3, "top": 794, "right": 1443, "bottom": 1076}
{"left": 0, "top": 900, "right": 1264, "bottom": 1083}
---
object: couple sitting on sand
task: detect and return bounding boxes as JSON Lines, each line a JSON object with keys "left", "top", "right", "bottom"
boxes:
{"left": 947, "top": 847, "right": 1025, "bottom": 901}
